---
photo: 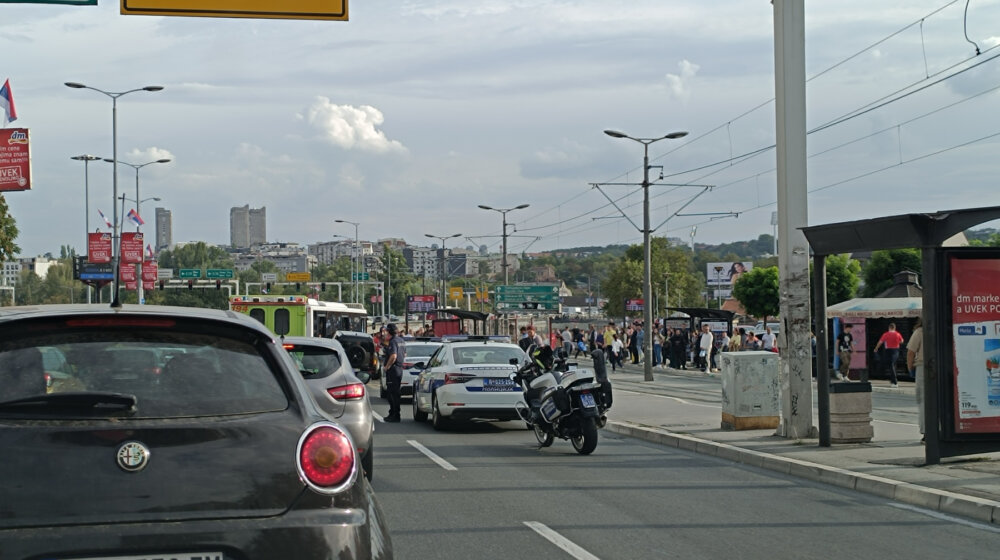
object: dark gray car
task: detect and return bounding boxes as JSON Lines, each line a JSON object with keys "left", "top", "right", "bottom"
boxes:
{"left": 281, "top": 335, "right": 376, "bottom": 481}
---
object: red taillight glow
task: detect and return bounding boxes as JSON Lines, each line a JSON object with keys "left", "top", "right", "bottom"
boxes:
{"left": 282, "top": 343, "right": 296, "bottom": 350}
{"left": 299, "top": 425, "right": 355, "bottom": 491}
{"left": 444, "top": 373, "right": 474, "bottom": 384}
{"left": 327, "top": 382, "right": 365, "bottom": 400}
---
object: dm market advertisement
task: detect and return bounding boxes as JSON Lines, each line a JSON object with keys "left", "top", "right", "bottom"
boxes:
{"left": 951, "top": 256, "right": 1000, "bottom": 434}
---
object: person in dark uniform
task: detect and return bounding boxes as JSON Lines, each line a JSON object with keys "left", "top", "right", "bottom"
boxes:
{"left": 382, "top": 323, "right": 406, "bottom": 422}
{"left": 591, "top": 338, "right": 613, "bottom": 411}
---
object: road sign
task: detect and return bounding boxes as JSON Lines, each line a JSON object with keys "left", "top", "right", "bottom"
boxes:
{"left": 496, "top": 284, "right": 559, "bottom": 303}
{"left": 448, "top": 287, "right": 463, "bottom": 301}
{"left": 287, "top": 272, "right": 311, "bottom": 282}
{"left": 179, "top": 269, "right": 201, "bottom": 279}
{"left": 120, "top": 0, "right": 348, "bottom": 21}
{"left": 207, "top": 269, "right": 234, "bottom": 279}
{"left": 261, "top": 272, "right": 278, "bottom": 282}
{"left": 157, "top": 268, "right": 174, "bottom": 279}
{"left": 352, "top": 272, "right": 370, "bottom": 281}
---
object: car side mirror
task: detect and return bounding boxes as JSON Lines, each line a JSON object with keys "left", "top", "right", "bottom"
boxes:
{"left": 414, "top": 361, "right": 426, "bottom": 370}
{"left": 509, "top": 358, "right": 519, "bottom": 366}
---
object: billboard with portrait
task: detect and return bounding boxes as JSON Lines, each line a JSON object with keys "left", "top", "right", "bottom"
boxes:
{"left": 706, "top": 261, "right": 753, "bottom": 286}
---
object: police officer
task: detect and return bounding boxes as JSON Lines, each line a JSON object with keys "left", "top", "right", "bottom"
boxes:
{"left": 383, "top": 323, "right": 406, "bottom": 422}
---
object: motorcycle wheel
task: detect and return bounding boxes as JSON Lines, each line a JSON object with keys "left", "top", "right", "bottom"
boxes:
{"left": 571, "top": 417, "right": 599, "bottom": 455}
{"left": 533, "top": 423, "right": 554, "bottom": 447}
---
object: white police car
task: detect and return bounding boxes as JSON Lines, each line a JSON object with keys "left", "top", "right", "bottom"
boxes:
{"left": 411, "top": 337, "right": 528, "bottom": 430}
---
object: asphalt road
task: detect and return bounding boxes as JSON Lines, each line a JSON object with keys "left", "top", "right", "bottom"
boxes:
{"left": 368, "top": 394, "right": 1000, "bottom": 560}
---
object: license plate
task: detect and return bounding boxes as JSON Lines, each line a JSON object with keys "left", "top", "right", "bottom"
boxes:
{"left": 580, "top": 392, "right": 597, "bottom": 408}
{"left": 482, "top": 378, "right": 516, "bottom": 391}
{"left": 60, "top": 554, "right": 224, "bottom": 560}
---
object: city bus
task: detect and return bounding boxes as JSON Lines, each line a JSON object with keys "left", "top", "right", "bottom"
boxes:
{"left": 229, "top": 295, "right": 368, "bottom": 337}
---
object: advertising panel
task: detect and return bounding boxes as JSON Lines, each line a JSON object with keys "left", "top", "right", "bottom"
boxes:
{"left": 87, "top": 232, "right": 113, "bottom": 263}
{"left": 408, "top": 295, "right": 436, "bottom": 313}
{"left": 119, "top": 261, "right": 137, "bottom": 291}
{"left": 141, "top": 260, "right": 158, "bottom": 282}
{"left": 950, "top": 256, "right": 1000, "bottom": 434}
{"left": 706, "top": 261, "right": 753, "bottom": 286}
{"left": 120, "top": 232, "right": 143, "bottom": 264}
{"left": 625, "top": 298, "right": 644, "bottom": 311}
{"left": 0, "top": 128, "right": 31, "bottom": 191}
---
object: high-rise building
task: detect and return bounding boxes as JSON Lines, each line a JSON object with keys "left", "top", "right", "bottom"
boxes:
{"left": 230, "top": 205, "right": 267, "bottom": 248}
{"left": 154, "top": 207, "right": 172, "bottom": 252}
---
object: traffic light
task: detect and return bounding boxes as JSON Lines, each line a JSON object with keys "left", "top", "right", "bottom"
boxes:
{"left": 159, "top": 280, "right": 164, "bottom": 290}
{"left": 265, "top": 282, "right": 271, "bottom": 293}
{"left": 215, "top": 279, "right": 221, "bottom": 290}
{"left": 187, "top": 280, "right": 193, "bottom": 290}
{"left": 296, "top": 282, "right": 301, "bottom": 291}
{"left": 320, "top": 282, "right": 326, "bottom": 292}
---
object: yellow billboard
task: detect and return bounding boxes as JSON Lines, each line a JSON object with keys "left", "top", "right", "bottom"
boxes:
{"left": 286, "top": 272, "right": 311, "bottom": 282}
{"left": 121, "top": 0, "right": 347, "bottom": 21}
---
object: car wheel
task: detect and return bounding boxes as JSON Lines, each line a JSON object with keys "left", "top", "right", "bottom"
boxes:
{"left": 361, "top": 445, "right": 374, "bottom": 482}
{"left": 412, "top": 394, "right": 428, "bottom": 422}
{"left": 431, "top": 394, "right": 449, "bottom": 431}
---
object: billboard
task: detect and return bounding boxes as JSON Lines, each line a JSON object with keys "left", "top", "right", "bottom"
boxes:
{"left": 120, "top": 232, "right": 144, "bottom": 264}
{"left": 87, "top": 232, "right": 113, "bottom": 263}
{"left": 0, "top": 128, "right": 31, "bottom": 191}
{"left": 949, "top": 255, "right": 1000, "bottom": 434}
{"left": 407, "top": 295, "right": 436, "bottom": 313}
{"left": 706, "top": 261, "right": 752, "bottom": 286}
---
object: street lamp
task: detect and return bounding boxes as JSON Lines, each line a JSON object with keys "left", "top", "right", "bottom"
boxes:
{"left": 604, "top": 128, "right": 688, "bottom": 382}
{"left": 71, "top": 154, "right": 101, "bottom": 303}
{"left": 65, "top": 81, "right": 164, "bottom": 307}
{"left": 478, "top": 203, "right": 529, "bottom": 286}
{"left": 425, "top": 233, "right": 461, "bottom": 307}
{"left": 334, "top": 219, "right": 360, "bottom": 303}
{"left": 105, "top": 157, "right": 170, "bottom": 305}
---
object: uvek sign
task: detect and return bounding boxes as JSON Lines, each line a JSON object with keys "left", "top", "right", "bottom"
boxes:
{"left": 87, "top": 233, "right": 112, "bottom": 263}
{"left": 0, "top": 128, "right": 31, "bottom": 192}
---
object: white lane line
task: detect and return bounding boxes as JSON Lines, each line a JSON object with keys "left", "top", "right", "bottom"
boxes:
{"left": 523, "top": 521, "right": 600, "bottom": 560}
{"left": 618, "top": 389, "right": 721, "bottom": 409}
{"left": 407, "top": 440, "right": 458, "bottom": 471}
{"left": 889, "top": 503, "right": 1000, "bottom": 533}
{"left": 873, "top": 419, "right": 918, "bottom": 426}
{"left": 373, "top": 411, "right": 385, "bottom": 422}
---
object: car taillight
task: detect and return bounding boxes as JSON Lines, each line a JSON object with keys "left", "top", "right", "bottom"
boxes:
{"left": 297, "top": 423, "right": 356, "bottom": 494}
{"left": 444, "top": 373, "right": 474, "bottom": 384}
{"left": 402, "top": 362, "right": 413, "bottom": 368}
{"left": 328, "top": 382, "right": 366, "bottom": 400}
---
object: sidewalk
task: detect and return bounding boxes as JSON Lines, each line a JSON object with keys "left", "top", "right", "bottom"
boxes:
{"left": 601, "top": 360, "right": 1000, "bottom": 526}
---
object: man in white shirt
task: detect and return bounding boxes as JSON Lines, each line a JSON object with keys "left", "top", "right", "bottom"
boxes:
{"left": 698, "top": 324, "right": 714, "bottom": 373}
{"left": 761, "top": 326, "right": 777, "bottom": 352}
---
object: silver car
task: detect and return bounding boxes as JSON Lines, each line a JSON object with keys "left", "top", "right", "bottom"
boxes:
{"left": 380, "top": 340, "right": 443, "bottom": 400}
{"left": 281, "top": 336, "right": 376, "bottom": 481}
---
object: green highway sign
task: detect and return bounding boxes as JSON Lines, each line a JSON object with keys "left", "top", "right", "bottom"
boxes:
{"left": 496, "top": 284, "right": 559, "bottom": 303}
{"left": 352, "top": 272, "right": 370, "bottom": 281}
{"left": 206, "top": 269, "right": 234, "bottom": 279}
{"left": 179, "top": 269, "right": 201, "bottom": 279}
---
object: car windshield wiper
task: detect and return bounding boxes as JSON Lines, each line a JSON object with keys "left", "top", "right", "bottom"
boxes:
{"left": 0, "top": 391, "right": 137, "bottom": 412}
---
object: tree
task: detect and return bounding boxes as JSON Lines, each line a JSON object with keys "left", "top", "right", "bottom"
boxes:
{"left": 732, "top": 266, "right": 779, "bottom": 323}
{"left": 814, "top": 253, "right": 861, "bottom": 305}
{"left": 969, "top": 232, "right": 1000, "bottom": 247}
{"left": 861, "top": 249, "right": 921, "bottom": 297}
{"left": 0, "top": 194, "right": 20, "bottom": 263}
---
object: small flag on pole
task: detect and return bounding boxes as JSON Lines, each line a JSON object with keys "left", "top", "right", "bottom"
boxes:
{"left": 127, "top": 208, "right": 144, "bottom": 226}
{"left": 97, "top": 209, "right": 113, "bottom": 229}
{"left": 146, "top": 243, "right": 154, "bottom": 258}
{"left": 0, "top": 79, "right": 16, "bottom": 125}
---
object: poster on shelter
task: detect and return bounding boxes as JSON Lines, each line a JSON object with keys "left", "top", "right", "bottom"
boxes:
{"left": 0, "top": 128, "right": 31, "bottom": 191}
{"left": 950, "top": 256, "right": 1000, "bottom": 433}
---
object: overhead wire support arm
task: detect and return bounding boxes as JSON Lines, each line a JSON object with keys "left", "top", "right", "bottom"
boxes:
{"left": 590, "top": 182, "right": 641, "bottom": 232}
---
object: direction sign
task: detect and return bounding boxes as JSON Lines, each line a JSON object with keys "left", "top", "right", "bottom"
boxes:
{"left": 207, "top": 269, "right": 234, "bottom": 279}
{"left": 496, "top": 284, "right": 559, "bottom": 303}
{"left": 352, "top": 272, "right": 370, "bottom": 281}
{"left": 179, "top": 269, "right": 201, "bottom": 279}
{"left": 157, "top": 269, "right": 174, "bottom": 279}
{"left": 261, "top": 272, "right": 278, "bottom": 282}
{"left": 287, "top": 272, "right": 311, "bottom": 282}
{"left": 120, "top": 0, "right": 348, "bottom": 21}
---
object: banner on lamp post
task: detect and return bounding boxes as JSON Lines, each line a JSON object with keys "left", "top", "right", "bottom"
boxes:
{"left": 87, "top": 232, "right": 112, "bottom": 263}
{"left": 120, "top": 232, "right": 143, "bottom": 264}
{"left": 141, "top": 260, "right": 158, "bottom": 283}
{"left": 119, "top": 261, "right": 137, "bottom": 291}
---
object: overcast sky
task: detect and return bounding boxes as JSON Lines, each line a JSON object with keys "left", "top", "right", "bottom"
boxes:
{"left": 3, "top": 0, "right": 1000, "bottom": 258}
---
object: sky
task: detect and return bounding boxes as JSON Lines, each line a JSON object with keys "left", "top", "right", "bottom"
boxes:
{"left": 2, "top": 0, "right": 1000, "bottom": 258}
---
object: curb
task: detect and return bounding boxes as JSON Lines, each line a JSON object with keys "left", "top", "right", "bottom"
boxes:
{"left": 604, "top": 420, "right": 1000, "bottom": 526}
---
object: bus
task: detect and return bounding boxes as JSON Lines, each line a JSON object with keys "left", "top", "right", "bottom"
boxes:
{"left": 229, "top": 295, "right": 368, "bottom": 337}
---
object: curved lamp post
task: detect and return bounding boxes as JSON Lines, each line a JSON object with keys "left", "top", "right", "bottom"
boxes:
{"left": 478, "top": 203, "right": 529, "bottom": 286}
{"left": 604, "top": 128, "right": 688, "bottom": 381}
{"left": 335, "top": 219, "right": 360, "bottom": 303}
{"left": 425, "top": 233, "right": 461, "bottom": 307}
{"left": 71, "top": 154, "right": 102, "bottom": 303}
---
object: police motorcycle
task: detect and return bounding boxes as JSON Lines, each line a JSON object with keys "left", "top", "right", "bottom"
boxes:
{"left": 511, "top": 345, "right": 606, "bottom": 455}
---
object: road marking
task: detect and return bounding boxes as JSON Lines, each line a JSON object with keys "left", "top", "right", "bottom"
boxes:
{"left": 618, "top": 389, "right": 720, "bottom": 409}
{"left": 523, "top": 521, "right": 600, "bottom": 560}
{"left": 873, "top": 419, "right": 918, "bottom": 426}
{"left": 889, "top": 503, "right": 1000, "bottom": 533}
{"left": 407, "top": 440, "right": 458, "bottom": 471}
{"left": 373, "top": 412, "right": 385, "bottom": 422}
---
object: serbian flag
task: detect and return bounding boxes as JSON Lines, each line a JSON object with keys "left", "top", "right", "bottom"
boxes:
{"left": 0, "top": 79, "right": 15, "bottom": 125}
{"left": 127, "top": 208, "right": 144, "bottom": 226}
{"left": 97, "top": 209, "right": 113, "bottom": 229}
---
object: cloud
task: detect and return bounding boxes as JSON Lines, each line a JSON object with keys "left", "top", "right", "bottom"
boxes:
{"left": 298, "top": 97, "right": 407, "bottom": 154}
{"left": 123, "top": 147, "right": 175, "bottom": 164}
{"left": 665, "top": 60, "right": 700, "bottom": 100}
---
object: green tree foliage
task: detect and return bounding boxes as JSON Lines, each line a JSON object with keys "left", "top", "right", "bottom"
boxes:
{"left": 732, "top": 266, "right": 779, "bottom": 322}
{"left": 861, "top": 249, "right": 921, "bottom": 297}
{"left": 813, "top": 253, "right": 861, "bottom": 305}
{"left": 968, "top": 232, "right": 1000, "bottom": 247}
{"left": 0, "top": 194, "right": 21, "bottom": 263}
{"left": 601, "top": 238, "right": 701, "bottom": 317}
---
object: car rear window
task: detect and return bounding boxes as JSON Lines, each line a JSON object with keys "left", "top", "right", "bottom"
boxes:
{"left": 287, "top": 345, "right": 343, "bottom": 379}
{"left": 406, "top": 344, "right": 441, "bottom": 359}
{"left": 0, "top": 320, "right": 288, "bottom": 419}
{"left": 452, "top": 346, "right": 524, "bottom": 365}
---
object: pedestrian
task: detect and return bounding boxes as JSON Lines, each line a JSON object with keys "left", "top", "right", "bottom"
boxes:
{"left": 874, "top": 322, "right": 905, "bottom": 387}
{"left": 698, "top": 324, "right": 714, "bottom": 374}
{"left": 745, "top": 331, "right": 760, "bottom": 351}
{"left": 761, "top": 326, "right": 777, "bottom": 352}
{"left": 729, "top": 328, "right": 743, "bottom": 352}
{"left": 603, "top": 322, "right": 617, "bottom": 364}
{"left": 610, "top": 334, "right": 624, "bottom": 371}
{"left": 669, "top": 328, "right": 687, "bottom": 369}
{"left": 907, "top": 317, "right": 924, "bottom": 441}
{"left": 720, "top": 330, "right": 731, "bottom": 354}
{"left": 653, "top": 328, "right": 663, "bottom": 367}
{"left": 518, "top": 326, "right": 530, "bottom": 351}
{"left": 591, "top": 339, "right": 613, "bottom": 410}
{"left": 527, "top": 324, "right": 546, "bottom": 348}
{"left": 382, "top": 323, "right": 406, "bottom": 422}
{"left": 835, "top": 323, "right": 854, "bottom": 381}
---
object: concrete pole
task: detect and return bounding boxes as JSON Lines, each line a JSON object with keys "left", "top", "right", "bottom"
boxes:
{"left": 774, "top": 0, "right": 815, "bottom": 439}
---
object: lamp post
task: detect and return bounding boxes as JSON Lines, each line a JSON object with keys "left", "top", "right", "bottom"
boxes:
{"left": 71, "top": 154, "right": 101, "bottom": 303}
{"left": 65, "top": 81, "right": 164, "bottom": 307}
{"left": 105, "top": 157, "right": 170, "bottom": 305}
{"left": 425, "top": 233, "right": 461, "bottom": 308}
{"left": 477, "top": 204, "right": 529, "bottom": 286}
{"left": 604, "top": 128, "right": 688, "bottom": 382}
{"left": 335, "top": 219, "right": 360, "bottom": 303}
